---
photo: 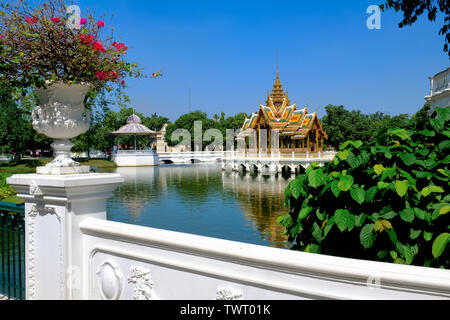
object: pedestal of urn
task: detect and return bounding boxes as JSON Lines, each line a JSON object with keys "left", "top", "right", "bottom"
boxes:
{"left": 32, "top": 82, "right": 92, "bottom": 175}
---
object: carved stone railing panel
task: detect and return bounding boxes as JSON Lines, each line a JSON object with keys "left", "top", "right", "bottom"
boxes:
{"left": 82, "top": 218, "right": 450, "bottom": 300}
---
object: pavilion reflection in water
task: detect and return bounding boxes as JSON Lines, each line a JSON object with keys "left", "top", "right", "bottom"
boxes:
{"left": 113, "top": 167, "right": 161, "bottom": 219}
{"left": 221, "top": 171, "right": 292, "bottom": 248}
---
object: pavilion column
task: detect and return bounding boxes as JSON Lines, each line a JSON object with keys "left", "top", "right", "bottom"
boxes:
{"left": 307, "top": 134, "right": 310, "bottom": 153}
{"left": 321, "top": 136, "right": 324, "bottom": 152}
{"left": 316, "top": 132, "right": 319, "bottom": 154}
{"left": 268, "top": 128, "right": 271, "bottom": 153}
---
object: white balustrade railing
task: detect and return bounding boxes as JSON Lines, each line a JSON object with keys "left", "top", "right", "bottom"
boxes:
{"left": 6, "top": 158, "right": 450, "bottom": 300}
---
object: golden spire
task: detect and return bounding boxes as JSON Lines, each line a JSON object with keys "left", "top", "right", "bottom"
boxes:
{"left": 271, "top": 67, "right": 285, "bottom": 105}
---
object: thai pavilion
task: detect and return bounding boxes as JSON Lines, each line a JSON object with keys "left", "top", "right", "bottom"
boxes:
{"left": 110, "top": 114, "right": 159, "bottom": 167}
{"left": 238, "top": 70, "right": 328, "bottom": 154}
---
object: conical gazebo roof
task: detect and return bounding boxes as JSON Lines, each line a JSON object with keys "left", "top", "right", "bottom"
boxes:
{"left": 111, "top": 114, "right": 156, "bottom": 136}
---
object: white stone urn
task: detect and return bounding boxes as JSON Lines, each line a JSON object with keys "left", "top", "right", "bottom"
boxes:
{"left": 32, "top": 82, "right": 92, "bottom": 174}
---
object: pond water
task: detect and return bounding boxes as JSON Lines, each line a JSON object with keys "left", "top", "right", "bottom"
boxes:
{"left": 106, "top": 164, "right": 294, "bottom": 249}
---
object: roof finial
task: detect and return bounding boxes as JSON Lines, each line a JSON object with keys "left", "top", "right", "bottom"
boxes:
{"left": 276, "top": 49, "right": 279, "bottom": 77}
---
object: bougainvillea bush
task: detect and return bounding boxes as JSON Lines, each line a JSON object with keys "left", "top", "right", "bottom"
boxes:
{"left": 279, "top": 106, "right": 450, "bottom": 269}
{"left": 0, "top": 0, "right": 159, "bottom": 90}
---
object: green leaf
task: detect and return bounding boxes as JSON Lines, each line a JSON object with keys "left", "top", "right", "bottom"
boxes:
{"left": 409, "top": 229, "right": 421, "bottom": 240}
{"left": 309, "top": 244, "right": 321, "bottom": 254}
{"left": 402, "top": 245, "right": 415, "bottom": 265}
{"left": 381, "top": 210, "right": 397, "bottom": 219}
{"left": 365, "top": 186, "right": 378, "bottom": 202}
{"left": 360, "top": 224, "right": 376, "bottom": 249}
{"left": 308, "top": 169, "right": 324, "bottom": 189}
{"left": 374, "top": 164, "right": 385, "bottom": 176}
{"left": 340, "top": 141, "right": 352, "bottom": 150}
{"left": 423, "top": 231, "right": 433, "bottom": 242}
{"left": 439, "top": 206, "right": 450, "bottom": 215}
{"left": 330, "top": 180, "right": 341, "bottom": 198}
{"left": 390, "top": 251, "right": 398, "bottom": 260}
{"left": 352, "top": 141, "right": 363, "bottom": 149}
{"left": 312, "top": 222, "right": 323, "bottom": 243}
{"left": 399, "top": 208, "right": 415, "bottom": 223}
{"left": 432, "top": 233, "right": 450, "bottom": 259}
{"left": 334, "top": 209, "right": 355, "bottom": 232}
{"left": 381, "top": 167, "right": 397, "bottom": 181}
{"left": 338, "top": 175, "right": 354, "bottom": 192}
{"left": 324, "top": 224, "right": 333, "bottom": 237}
{"left": 289, "top": 179, "right": 303, "bottom": 200}
{"left": 290, "top": 223, "right": 301, "bottom": 237}
{"left": 399, "top": 153, "right": 416, "bottom": 166}
{"left": 337, "top": 149, "right": 350, "bottom": 161}
{"left": 417, "top": 148, "right": 430, "bottom": 156}
{"left": 298, "top": 206, "right": 312, "bottom": 221}
{"left": 277, "top": 215, "right": 285, "bottom": 225}
{"left": 399, "top": 170, "right": 416, "bottom": 188}
{"left": 386, "top": 229, "right": 397, "bottom": 245}
{"left": 395, "top": 180, "right": 409, "bottom": 198}
{"left": 346, "top": 152, "right": 360, "bottom": 169}
{"left": 280, "top": 214, "right": 295, "bottom": 228}
{"left": 377, "top": 181, "right": 390, "bottom": 190}
{"left": 418, "top": 129, "right": 435, "bottom": 137}
{"left": 438, "top": 140, "right": 450, "bottom": 152}
{"left": 355, "top": 214, "right": 367, "bottom": 227}
{"left": 422, "top": 186, "right": 444, "bottom": 197}
{"left": 350, "top": 187, "right": 365, "bottom": 205}
{"left": 389, "top": 128, "right": 411, "bottom": 140}
{"left": 437, "top": 169, "right": 448, "bottom": 177}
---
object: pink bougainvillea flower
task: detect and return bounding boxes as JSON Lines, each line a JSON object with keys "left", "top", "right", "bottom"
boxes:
{"left": 96, "top": 20, "right": 105, "bottom": 28}
{"left": 93, "top": 41, "right": 106, "bottom": 52}
{"left": 0, "top": 34, "right": 5, "bottom": 39}
{"left": 112, "top": 42, "right": 128, "bottom": 53}
{"left": 25, "top": 16, "right": 38, "bottom": 24}
{"left": 121, "top": 80, "right": 125, "bottom": 85}
{"left": 80, "top": 18, "right": 87, "bottom": 25}
{"left": 96, "top": 71, "right": 107, "bottom": 81}
{"left": 78, "top": 34, "right": 95, "bottom": 45}
{"left": 50, "top": 17, "right": 60, "bottom": 23}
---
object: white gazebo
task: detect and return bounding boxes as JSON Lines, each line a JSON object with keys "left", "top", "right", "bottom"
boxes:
{"left": 111, "top": 114, "right": 160, "bottom": 167}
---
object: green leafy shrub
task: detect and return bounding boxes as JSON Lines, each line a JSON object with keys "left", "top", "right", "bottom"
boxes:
{"left": 279, "top": 106, "right": 450, "bottom": 268}
{"left": 0, "top": 173, "right": 17, "bottom": 201}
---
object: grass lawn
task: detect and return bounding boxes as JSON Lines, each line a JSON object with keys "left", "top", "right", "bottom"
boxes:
{"left": 0, "top": 158, "right": 117, "bottom": 205}
{"left": 1, "top": 195, "right": 25, "bottom": 205}
{"left": 0, "top": 158, "right": 117, "bottom": 174}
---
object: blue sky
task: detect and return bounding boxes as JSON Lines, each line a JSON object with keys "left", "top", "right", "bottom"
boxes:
{"left": 77, "top": 0, "right": 449, "bottom": 121}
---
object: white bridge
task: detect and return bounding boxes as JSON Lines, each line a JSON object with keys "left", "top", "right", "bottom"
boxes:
{"left": 158, "top": 151, "right": 224, "bottom": 164}
{"left": 222, "top": 151, "right": 337, "bottom": 175}
{"left": 157, "top": 151, "right": 336, "bottom": 175}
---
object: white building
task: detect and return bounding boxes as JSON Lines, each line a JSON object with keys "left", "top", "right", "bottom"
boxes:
{"left": 425, "top": 67, "right": 450, "bottom": 111}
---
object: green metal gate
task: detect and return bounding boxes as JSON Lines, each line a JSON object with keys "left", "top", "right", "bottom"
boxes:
{"left": 0, "top": 201, "right": 25, "bottom": 300}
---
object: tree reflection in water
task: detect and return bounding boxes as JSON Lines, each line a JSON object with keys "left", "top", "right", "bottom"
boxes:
{"left": 107, "top": 164, "right": 293, "bottom": 248}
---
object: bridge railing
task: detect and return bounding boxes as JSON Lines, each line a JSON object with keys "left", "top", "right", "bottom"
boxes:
{"left": 114, "top": 150, "right": 157, "bottom": 155}
{"left": 222, "top": 151, "right": 337, "bottom": 161}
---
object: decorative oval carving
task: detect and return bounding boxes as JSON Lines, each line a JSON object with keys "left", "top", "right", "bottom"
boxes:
{"left": 96, "top": 261, "right": 123, "bottom": 300}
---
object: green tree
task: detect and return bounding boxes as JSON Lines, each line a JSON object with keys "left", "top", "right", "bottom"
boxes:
{"left": 321, "top": 105, "right": 410, "bottom": 150}
{"left": 165, "top": 111, "right": 216, "bottom": 150}
{"left": 0, "top": 83, "right": 34, "bottom": 158}
{"left": 380, "top": 0, "right": 450, "bottom": 58}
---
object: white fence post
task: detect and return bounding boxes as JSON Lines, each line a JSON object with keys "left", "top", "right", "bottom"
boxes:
{"left": 7, "top": 173, "right": 123, "bottom": 300}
